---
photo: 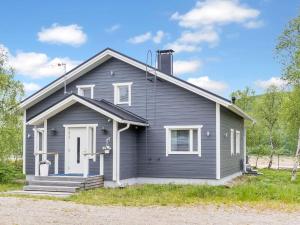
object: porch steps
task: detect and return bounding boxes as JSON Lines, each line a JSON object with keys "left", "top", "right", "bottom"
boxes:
{"left": 23, "top": 185, "right": 79, "bottom": 193}
{"left": 23, "top": 175, "right": 104, "bottom": 194}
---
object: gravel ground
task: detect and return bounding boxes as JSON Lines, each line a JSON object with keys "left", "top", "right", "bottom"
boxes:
{"left": 0, "top": 197, "right": 299, "bottom": 225}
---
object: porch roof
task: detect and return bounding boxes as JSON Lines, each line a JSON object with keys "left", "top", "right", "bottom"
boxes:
{"left": 27, "top": 94, "right": 148, "bottom": 126}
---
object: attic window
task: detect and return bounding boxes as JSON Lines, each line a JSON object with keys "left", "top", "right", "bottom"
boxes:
{"left": 113, "top": 82, "right": 132, "bottom": 106}
{"left": 77, "top": 85, "right": 95, "bottom": 99}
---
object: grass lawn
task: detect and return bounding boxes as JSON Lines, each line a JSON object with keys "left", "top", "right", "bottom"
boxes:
{"left": 1, "top": 169, "right": 300, "bottom": 207}
{"left": 69, "top": 169, "right": 300, "bottom": 207}
{"left": 0, "top": 182, "right": 23, "bottom": 192}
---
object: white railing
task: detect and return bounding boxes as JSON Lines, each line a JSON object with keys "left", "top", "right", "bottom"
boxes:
{"left": 34, "top": 151, "right": 59, "bottom": 176}
{"left": 83, "top": 152, "right": 104, "bottom": 178}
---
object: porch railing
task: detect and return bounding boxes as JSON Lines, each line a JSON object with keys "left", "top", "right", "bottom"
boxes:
{"left": 83, "top": 152, "right": 104, "bottom": 178}
{"left": 34, "top": 151, "right": 59, "bottom": 176}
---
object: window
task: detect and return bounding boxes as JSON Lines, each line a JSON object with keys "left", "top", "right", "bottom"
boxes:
{"left": 236, "top": 130, "right": 241, "bottom": 154}
{"left": 77, "top": 85, "right": 95, "bottom": 99}
{"left": 165, "top": 125, "right": 203, "bottom": 156}
{"left": 230, "top": 129, "right": 234, "bottom": 156}
{"left": 113, "top": 82, "right": 132, "bottom": 106}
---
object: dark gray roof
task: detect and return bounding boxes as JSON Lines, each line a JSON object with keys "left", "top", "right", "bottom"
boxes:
{"left": 79, "top": 95, "right": 148, "bottom": 124}
{"left": 28, "top": 94, "right": 148, "bottom": 125}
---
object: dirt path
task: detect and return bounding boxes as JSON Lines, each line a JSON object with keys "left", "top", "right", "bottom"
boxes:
{"left": 0, "top": 197, "right": 299, "bottom": 225}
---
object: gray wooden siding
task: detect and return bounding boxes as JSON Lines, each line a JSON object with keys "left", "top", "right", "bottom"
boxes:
{"left": 26, "top": 57, "right": 217, "bottom": 179}
{"left": 120, "top": 125, "right": 138, "bottom": 180}
{"left": 220, "top": 106, "right": 244, "bottom": 178}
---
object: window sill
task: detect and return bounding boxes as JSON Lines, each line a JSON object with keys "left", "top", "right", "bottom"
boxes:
{"left": 167, "top": 152, "right": 201, "bottom": 156}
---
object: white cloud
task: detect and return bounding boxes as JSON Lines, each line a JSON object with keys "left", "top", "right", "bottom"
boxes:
{"left": 153, "top": 30, "right": 165, "bottom": 44}
{"left": 165, "top": 27, "right": 219, "bottom": 53}
{"left": 187, "top": 76, "right": 228, "bottom": 92}
{"left": 174, "top": 60, "right": 202, "bottom": 75}
{"left": 9, "top": 51, "right": 80, "bottom": 79}
{"left": 128, "top": 32, "right": 152, "bottom": 44}
{"left": 165, "top": 42, "right": 200, "bottom": 53}
{"left": 23, "top": 82, "right": 41, "bottom": 92}
{"left": 178, "top": 28, "right": 219, "bottom": 45}
{"left": 171, "top": 0, "right": 260, "bottom": 29}
{"left": 167, "top": 0, "right": 262, "bottom": 54}
{"left": 38, "top": 23, "right": 87, "bottom": 46}
{"left": 105, "top": 24, "right": 120, "bottom": 33}
{"left": 255, "top": 77, "right": 288, "bottom": 89}
{"left": 128, "top": 30, "right": 166, "bottom": 44}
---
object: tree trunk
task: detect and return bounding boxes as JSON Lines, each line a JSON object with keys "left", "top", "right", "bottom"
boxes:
{"left": 268, "top": 135, "right": 274, "bottom": 169}
{"left": 291, "top": 129, "right": 300, "bottom": 181}
{"left": 255, "top": 155, "right": 259, "bottom": 168}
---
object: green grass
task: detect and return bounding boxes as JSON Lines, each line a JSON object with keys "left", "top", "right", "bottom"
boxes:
{"left": 69, "top": 169, "right": 300, "bottom": 207}
{"left": 1, "top": 169, "right": 300, "bottom": 208}
{"left": 0, "top": 182, "right": 23, "bottom": 192}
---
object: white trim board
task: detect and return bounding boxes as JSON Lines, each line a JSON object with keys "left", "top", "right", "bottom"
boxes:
{"left": 216, "top": 103, "right": 220, "bottom": 180}
{"left": 22, "top": 110, "right": 26, "bottom": 174}
{"left": 19, "top": 48, "right": 253, "bottom": 121}
{"left": 27, "top": 95, "right": 147, "bottom": 127}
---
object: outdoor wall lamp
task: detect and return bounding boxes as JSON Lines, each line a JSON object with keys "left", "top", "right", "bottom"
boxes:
{"left": 50, "top": 128, "right": 57, "bottom": 136}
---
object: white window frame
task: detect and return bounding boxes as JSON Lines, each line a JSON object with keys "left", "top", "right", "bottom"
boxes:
{"left": 236, "top": 130, "right": 241, "bottom": 154}
{"left": 164, "top": 125, "right": 203, "bottom": 157}
{"left": 230, "top": 129, "right": 235, "bottom": 156}
{"left": 76, "top": 85, "right": 95, "bottom": 99}
{"left": 113, "top": 82, "right": 132, "bottom": 106}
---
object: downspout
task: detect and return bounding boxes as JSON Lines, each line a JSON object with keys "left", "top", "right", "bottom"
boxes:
{"left": 116, "top": 123, "right": 130, "bottom": 186}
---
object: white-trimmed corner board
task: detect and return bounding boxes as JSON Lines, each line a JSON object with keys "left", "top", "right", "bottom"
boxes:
{"left": 216, "top": 103, "right": 221, "bottom": 180}
{"left": 112, "top": 82, "right": 132, "bottom": 106}
{"left": 164, "top": 125, "right": 203, "bottom": 157}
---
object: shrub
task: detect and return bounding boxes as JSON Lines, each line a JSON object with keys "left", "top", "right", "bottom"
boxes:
{"left": 0, "top": 161, "right": 23, "bottom": 183}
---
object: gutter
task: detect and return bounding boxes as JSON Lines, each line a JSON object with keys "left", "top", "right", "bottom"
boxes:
{"left": 116, "top": 123, "right": 130, "bottom": 186}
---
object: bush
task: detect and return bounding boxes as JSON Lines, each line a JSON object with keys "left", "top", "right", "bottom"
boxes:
{"left": 0, "top": 161, "right": 23, "bottom": 183}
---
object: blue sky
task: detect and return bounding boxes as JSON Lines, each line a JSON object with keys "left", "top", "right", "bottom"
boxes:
{"left": 0, "top": 0, "right": 299, "bottom": 98}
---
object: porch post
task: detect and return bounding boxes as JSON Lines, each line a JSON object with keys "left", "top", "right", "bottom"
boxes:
{"left": 83, "top": 126, "right": 89, "bottom": 177}
{"left": 112, "top": 121, "right": 117, "bottom": 181}
{"left": 54, "top": 153, "right": 59, "bottom": 174}
{"left": 43, "top": 120, "right": 47, "bottom": 161}
{"left": 100, "top": 154, "right": 104, "bottom": 176}
{"left": 83, "top": 155, "right": 89, "bottom": 178}
{"left": 33, "top": 126, "right": 39, "bottom": 176}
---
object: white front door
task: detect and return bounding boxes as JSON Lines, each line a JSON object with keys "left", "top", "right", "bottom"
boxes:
{"left": 66, "top": 127, "right": 87, "bottom": 174}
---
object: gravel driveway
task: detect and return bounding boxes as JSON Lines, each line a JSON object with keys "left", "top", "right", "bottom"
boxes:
{"left": 0, "top": 197, "right": 299, "bottom": 225}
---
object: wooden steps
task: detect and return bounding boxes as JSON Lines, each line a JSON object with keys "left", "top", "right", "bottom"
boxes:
{"left": 23, "top": 175, "right": 103, "bottom": 194}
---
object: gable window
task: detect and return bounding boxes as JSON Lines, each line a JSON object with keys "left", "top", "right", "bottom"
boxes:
{"left": 236, "top": 130, "right": 241, "bottom": 154}
{"left": 77, "top": 85, "right": 95, "bottom": 99}
{"left": 113, "top": 82, "right": 132, "bottom": 106}
{"left": 164, "top": 125, "right": 203, "bottom": 156}
{"left": 230, "top": 129, "right": 234, "bottom": 156}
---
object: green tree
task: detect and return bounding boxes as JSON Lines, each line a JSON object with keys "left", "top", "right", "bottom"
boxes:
{"left": 276, "top": 13, "right": 300, "bottom": 85}
{"left": 258, "top": 86, "right": 283, "bottom": 168}
{"left": 231, "top": 86, "right": 255, "bottom": 112}
{"left": 0, "top": 46, "right": 24, "bottom": 164}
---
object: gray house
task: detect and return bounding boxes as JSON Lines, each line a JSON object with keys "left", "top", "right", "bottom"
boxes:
{"left": 20, "top": 48, "right": 253, "bottom": 192}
